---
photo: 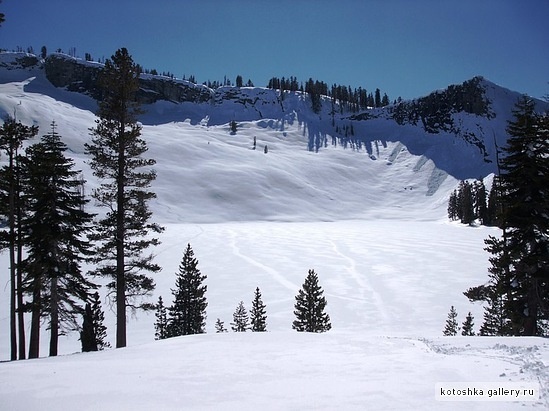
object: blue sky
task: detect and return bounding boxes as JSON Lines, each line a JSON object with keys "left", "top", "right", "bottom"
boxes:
{"left": 2, "top": 0, "right": 548, "bottom": 100}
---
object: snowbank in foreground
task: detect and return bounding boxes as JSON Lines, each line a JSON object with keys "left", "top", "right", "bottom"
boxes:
{"left": 1, "top": 332, "right": 547, "bottom": 410}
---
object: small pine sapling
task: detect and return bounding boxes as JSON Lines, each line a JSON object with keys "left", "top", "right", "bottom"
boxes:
{"left": 250, "top": 287, "right": 267, "bottom": 332}
{"left": 231, "top": 301, "right": 249, "bottom": 332}
{"left": 461, "top": 312, "right": 475, "bottom": 336}
{"left": 443, "top": 306, "right": 459, "bottom": 336}
{"left": 215, "top": 318, "right": 228, "bottom": 333}
{"left": 154, "top": 296, "right": 169, "bottom": 340}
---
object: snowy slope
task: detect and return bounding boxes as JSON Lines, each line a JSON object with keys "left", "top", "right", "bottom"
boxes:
{"left": 0, "top": 52, "right": 548, "bottom": 410}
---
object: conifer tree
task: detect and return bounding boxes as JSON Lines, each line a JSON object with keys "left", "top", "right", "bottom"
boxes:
{"left": 154, "top": 296, "right": 168, "bottom": 340}
{"left": 292, "top": 269, "right": 331, "bottom": 333}
{"left": 231, "top": 301, "right": 249, "bottom": 332}
{"left": 23, "top": 121, "right": 95, "bottom": 357}
{"left": 250, "top": 287, "right": 267, "bottom": 332}
{"left": 443, "top": 306, "right": 458, "bottom": 336}
{"left": 0, "top": 117, "right": 38, "bottom": 360}
{"left": 494, "top": 97, "right": 549, "bottom": 336}
{"left": 167, "top": 244, "right": 208, "bottom": 337}
{"left": 91, "top": 291, "right": 110, "bottom": 350}
{"left": 461, "top": 312, "right": 475, "bottom": 336}
{"left": 85, "top": 48, "right": 164, "bottom": 348}
{"left": 80, "top": 303, "right": 97, "bottom": 352}
{"left": 215, "top": 318, "right": 228, "bottom": 333}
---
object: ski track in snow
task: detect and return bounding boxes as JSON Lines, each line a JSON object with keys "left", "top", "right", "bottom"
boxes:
{"left": 228, "top": 227, "right": 298, "bottom": 292}
{"left": 328, "top": 239, "right": 390, "bottom": 325}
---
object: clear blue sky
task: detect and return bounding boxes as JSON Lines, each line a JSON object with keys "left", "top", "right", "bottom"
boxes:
{"left": 1, "top": 0, "right": 548, "bottom": 100}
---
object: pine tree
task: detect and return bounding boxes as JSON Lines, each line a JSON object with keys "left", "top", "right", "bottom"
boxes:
{"left": 292, "top": 269, "right": 331, "bottom": 333}
{"left": 80, "top": 303, "right": 97, "bottom": 352}
{"left": 23, "top": 121, "right": 95, "bottom": 357}
{"left": 461, "top": 312, "right": 475, "bottom": 336}
{"left": 215, "top": 318, "right": 228, "bottom": 333}
{"left": 167, "top": 244, "right": 208, "bottom": 337}
{"left": 443, "top": 306, "right": 458, "bottom": 336}
{"left": 154, "top": 296, "right": 168, "bottom": 340}
{"left": 91, "top": 291, "right": 110, "bottom": 350}
{"left": 483, "top": 96, "right": 549, "bottom": 336}
{"left": 250, "top": 287, "right": 267, "bottom": 332}
{"left": 0, "top": 117, "right": 38, "bottom": 360}
{"left": 231, "top": 301, "right": 249, "bottom": 332}
{"left": 85, "top": 48, "right": 164, "bottom": 348}
{"left": 230, "top": 120, "right": 237, "bottom": 134}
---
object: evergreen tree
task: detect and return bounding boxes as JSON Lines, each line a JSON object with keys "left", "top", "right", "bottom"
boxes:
{"left": 80, "top": 303, "right": 97, "bottom": 352}
{"left": 215, "top": 318, "right": 228, "bottom": 333}
{"left": 167, "top": 244, "right": 208, "bottom": 337}
{"left": 231, "top": 301, "right": 249, "bottom": 332}
{"left": 461, "top": 312, "right": 475, "bottom": 336}
{"left": 292, "top": 269, "right": 331, "bottom": 333}
{"left": 250, "top": 287, "right": 267, "bottom": 332}
{"left": 230, "top": 120, "right": 237, "bottom": 134}
{"left": 154, "top": 296, "right": 169, "bottom": 340}
{"left": 474, "top": 179, "right": 488, "bottom": 225}
{"left": 375, "top": 88, "right": 381, "bottom": 108}
{"left": 458, "top": 181, "right": 475, "bottom": 225}
{"left": 23, "top": 121, "right": 96, "bottom": 357}
{"left": 443, "top": 306, "right": 458, "bottom": 336}
{"left": 91, "top": 291, "right": 110, "bottom": 350}
{"left": 0, "top": 117, "right": 38, "bottom": 360}
{"left": 447, "top": 190, "right": 459, "bottom": 221}
{"left": 85, "top": 48, "right": 164, "bottom": 348}
{"left": 495, "top": 97, "right": 549, "bottom": 336}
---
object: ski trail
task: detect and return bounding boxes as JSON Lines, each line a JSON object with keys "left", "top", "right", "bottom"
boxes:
{"left": 329, "top": 239, "right": 390, "bottom": 325}
{"left": 228, "top": 229, "right": 298, "bottom": 292}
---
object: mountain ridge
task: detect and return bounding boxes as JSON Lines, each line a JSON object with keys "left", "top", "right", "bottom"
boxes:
{"left": 1, "top": 51, "right": 548, "bottom": 223}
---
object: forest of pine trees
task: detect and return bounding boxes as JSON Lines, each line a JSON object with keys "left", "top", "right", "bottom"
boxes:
{"left": 0, "top": 48, "right": 164, "bottom": 360}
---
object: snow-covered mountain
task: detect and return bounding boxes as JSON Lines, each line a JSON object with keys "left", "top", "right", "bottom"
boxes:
{"left": 1, "top": 52, "right": 548, "bottom": 410}
{"left": 1, "top": 51, "right": 547, "bottom": 223}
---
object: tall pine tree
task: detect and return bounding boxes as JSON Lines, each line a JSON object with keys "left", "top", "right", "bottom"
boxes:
{"left": 85, "top": 48, "right": 164, "bottom": 348}
{"left": 23, "top": 121, "right": 96, "bottom": 357}
{"left": 0, "top": 117, "right": 38, "bottom": 360}
{"left": 167, "top": 244, "right": 208, "bottom": 337}
{"left": 292, "top": 269, "right": 331, "bottom": 333}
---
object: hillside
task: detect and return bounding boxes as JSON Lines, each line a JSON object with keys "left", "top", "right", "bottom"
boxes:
{"left": 1, "top": 51, "right": 548, "bottom": 223}
{"left": 0, "top": 51, "right": 548, "bottom": 410}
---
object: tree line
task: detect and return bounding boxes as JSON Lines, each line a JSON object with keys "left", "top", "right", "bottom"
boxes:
{"left": 154, "top": 244, "right": 332, "bottom": 339}
{"left": 267, "top": 76, "right": 391, "bottom": 114}
{"left": 0, "top": 48, "right": 162, "bottom": 360}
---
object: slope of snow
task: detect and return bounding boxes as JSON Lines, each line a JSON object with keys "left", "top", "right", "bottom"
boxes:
{"left": 0, "top": 65, "right": 548, "bottom": 409}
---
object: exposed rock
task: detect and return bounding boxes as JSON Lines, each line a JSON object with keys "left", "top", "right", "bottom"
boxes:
{"left": 43, "top": 54, "right": 213, "bottom": 104}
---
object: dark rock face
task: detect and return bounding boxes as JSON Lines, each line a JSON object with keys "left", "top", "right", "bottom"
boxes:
{"left": 43, "top": 54, "right": 213, "bottom": 104}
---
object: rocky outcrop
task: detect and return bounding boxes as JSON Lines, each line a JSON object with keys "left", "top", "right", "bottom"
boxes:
{"left": 43, "top": 54, "right": 213, "bottom": 104}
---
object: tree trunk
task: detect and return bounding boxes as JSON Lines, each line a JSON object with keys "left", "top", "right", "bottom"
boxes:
{"left": 28, "top": 273, "right": 41, "bottom": 359}
{"left": 523, "top": 277, "right": 539, "bottom": 336}
{"left": 16, "top": 175, "right": 25, "bottom": 360}
{"left": 49, "top": 275, "right": 59, "bottom": 356}
{"left": 116, "top": 124, "right": 126, "bottom": 348}
{"left": 8, "top": 151, "right": 17, "bottom": 361}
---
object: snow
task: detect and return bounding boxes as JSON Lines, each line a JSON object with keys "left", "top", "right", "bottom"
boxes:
{"left": 0, "top": 60, "right": 548, "bottom": 409}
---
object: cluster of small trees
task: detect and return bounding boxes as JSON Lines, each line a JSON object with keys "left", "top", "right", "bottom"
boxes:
{"left": 443, "top": 306, "right": 475, "bottom": 336}
{"left": 154, "top": 254, "right": 332, "bottom": 338}
{"left": 1, "top": 48, "right": 163, "bottom": 360}
{"left": 447, "top": 179, "right": 499, "bottom": 226}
